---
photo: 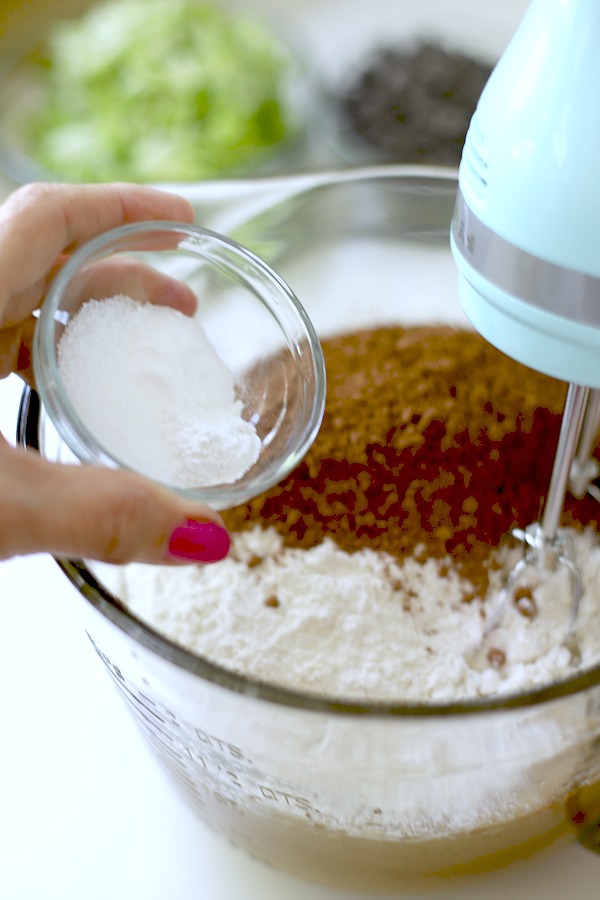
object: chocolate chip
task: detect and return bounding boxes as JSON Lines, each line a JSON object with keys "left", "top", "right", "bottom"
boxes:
{"left": 513, "top": 587, "right": 537, "bottom": 619}
{"left": 487, "top": 647, "right": 507, "bottom": 669}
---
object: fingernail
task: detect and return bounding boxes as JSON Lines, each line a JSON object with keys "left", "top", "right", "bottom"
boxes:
{"left": 167, "top": 519, "right": 230, "bottom": 563}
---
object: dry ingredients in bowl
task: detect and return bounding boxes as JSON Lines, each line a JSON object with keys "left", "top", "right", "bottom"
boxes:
{"left": 121, "top": 325, "right": 600, "bottom": 701}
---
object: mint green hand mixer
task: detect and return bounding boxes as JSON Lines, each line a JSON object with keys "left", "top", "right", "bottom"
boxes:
{"left": 451, "top": 0, "right": 600, "bottom": 650}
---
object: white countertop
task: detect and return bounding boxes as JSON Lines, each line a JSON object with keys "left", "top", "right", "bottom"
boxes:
{"left": 2, "top": 1, "right": 600, "bottom": 897}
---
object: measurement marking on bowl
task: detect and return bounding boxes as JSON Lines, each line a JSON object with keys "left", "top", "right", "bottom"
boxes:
{"left": 89, "top": 635, "right": 322, "bottom": 817}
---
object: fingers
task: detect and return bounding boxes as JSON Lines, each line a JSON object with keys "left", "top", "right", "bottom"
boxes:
{"left": 0, "top": 182, "right": 195, "bottom": 326}
{"left": 0, "top": 315, "right": 36, "bottom": 383}
{"left": 0, "top": 441, "right": 231, "bottom": 565}
{"left": 61, "top": 255, "right": 199, "bottom": 316}
{"left": 1, "top": 261, "right": 198, "bottom": 389}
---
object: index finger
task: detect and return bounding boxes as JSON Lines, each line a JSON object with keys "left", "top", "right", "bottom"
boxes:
{"left": 0, "top": 182, "right": 195, "bottom": 323}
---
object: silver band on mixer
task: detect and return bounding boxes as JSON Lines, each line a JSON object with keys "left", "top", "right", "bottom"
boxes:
{"left": 451, "top": 191, "right": 600, "bottom": 328}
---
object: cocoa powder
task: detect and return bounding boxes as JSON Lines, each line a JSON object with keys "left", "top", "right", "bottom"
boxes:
{"left": 223, "top": 326, "right": 600, "bottom": 594}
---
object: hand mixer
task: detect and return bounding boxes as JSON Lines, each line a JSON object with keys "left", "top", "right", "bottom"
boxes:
{"left": 451, "top": 0, "right": 600, "bottom": 652}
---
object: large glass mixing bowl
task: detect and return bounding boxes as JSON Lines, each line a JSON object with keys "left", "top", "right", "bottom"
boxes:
{"left": 18, "top": 167, "right": 600, "bottom": 893}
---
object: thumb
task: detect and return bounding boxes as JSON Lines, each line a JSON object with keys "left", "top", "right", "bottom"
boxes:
{"left": 0, "top": 441, "right": 231, "bottom": 565}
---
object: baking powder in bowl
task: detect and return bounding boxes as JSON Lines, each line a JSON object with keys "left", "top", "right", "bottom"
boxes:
{"left": 57, "top": 294, "right": 261, "bottom": 487}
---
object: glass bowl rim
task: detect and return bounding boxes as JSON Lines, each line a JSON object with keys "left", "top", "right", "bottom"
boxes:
{"left": 32, "top": 219, "right": 326, "bottom": 508}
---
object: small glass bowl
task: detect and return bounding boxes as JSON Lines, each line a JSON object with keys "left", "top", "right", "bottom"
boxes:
{"left": 33, "top": 220, "right": 326, "bottom": 510}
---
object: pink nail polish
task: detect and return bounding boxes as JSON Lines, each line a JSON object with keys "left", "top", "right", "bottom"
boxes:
{"left": 168, "top": 519, "right": 230, "bottom": 563}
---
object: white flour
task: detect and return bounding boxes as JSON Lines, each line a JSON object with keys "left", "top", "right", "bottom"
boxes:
{"left": 120, "top": 524, "right": 600, "bottom": 702}
{"left": 57, "top": 294, "right": 261, "bottom": 487}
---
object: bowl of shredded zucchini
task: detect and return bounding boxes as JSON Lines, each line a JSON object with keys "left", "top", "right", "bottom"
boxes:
{"left": 0, "top": 0, "right": 313, "bottom": 184}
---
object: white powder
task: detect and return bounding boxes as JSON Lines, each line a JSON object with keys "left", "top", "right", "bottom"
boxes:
{"left": 57, "top": 295, "right": 261, "bottom": 487}
{"left": 120, "top": 524, "right": 600, "bottom": 702}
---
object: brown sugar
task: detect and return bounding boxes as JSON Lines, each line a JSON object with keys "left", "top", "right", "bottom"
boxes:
{"left": 223, "top": 326, "right": 600, "bottom": 594}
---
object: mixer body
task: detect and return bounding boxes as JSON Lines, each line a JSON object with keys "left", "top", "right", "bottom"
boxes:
{"left": 451, "top": 0, "right": 600, "bottom": 387}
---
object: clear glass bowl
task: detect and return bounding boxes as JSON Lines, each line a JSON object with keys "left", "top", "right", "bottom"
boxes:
{"left": 19, "top": 166, "right": 600, "bottom": 893}
{"left": 33, "top": 221, "right": 325, "bottom": 509}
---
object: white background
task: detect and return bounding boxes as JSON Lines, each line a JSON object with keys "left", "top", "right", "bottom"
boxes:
{"left": 2, "top": 1, "right": 600, "bottom": 897}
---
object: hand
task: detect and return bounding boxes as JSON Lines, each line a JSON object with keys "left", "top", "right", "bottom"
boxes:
{"left": 0, "top": 182, "right": 230, "bottom": 565}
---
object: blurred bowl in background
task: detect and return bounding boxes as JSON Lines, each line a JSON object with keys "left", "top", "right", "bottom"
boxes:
{"left": 330, "top": 40, "right": 493, "bottom": 168}
{"left": 0, "top": 0, "right": 316, "bottom": 185}
{"left": 310, "top": 0, "right": 529, "bottom": 168}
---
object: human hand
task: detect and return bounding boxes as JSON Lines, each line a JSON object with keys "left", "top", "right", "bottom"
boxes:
{"left": 0, "top": 182, "right": 230, "bottom": 565}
